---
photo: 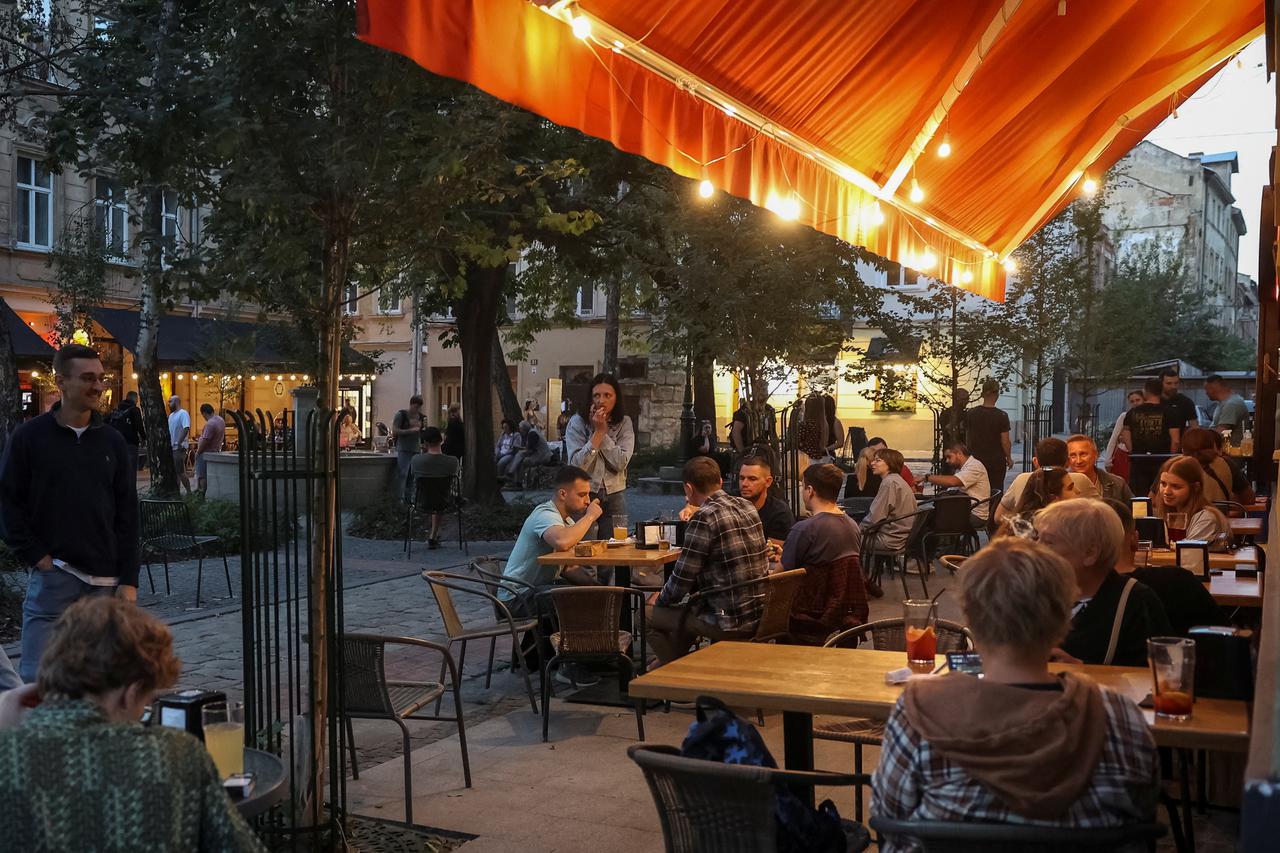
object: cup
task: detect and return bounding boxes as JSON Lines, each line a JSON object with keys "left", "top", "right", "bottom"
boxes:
{"left": 1166, "top": 512, "right": 1189, "bottom": 544}
{"left": 1136, "top": 540, "right": 1153, "bottom": 568}
{"left": 1148, "top": 637, "right": 1195, "bottom": 721}
{"left": 202, "top": 700, "right": 245, "bottom": 778}
{"left": 612, "top": 514, "right": 630, "bottom": 542}
{"left": 903, "top": 599, "right": 938, "bottom": 670}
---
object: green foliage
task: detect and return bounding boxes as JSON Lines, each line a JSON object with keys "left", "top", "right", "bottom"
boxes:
{"left": 182, "top": 494, "right": 297, "bottom": 555}
{"left": 49, "top": 217, "right": 113, "bottom": 344}
{"left": 627, "top": 440, "right": 686, "bottom": 484}
{"left": 346, "top": 496, "right": 536, "bottom": 542}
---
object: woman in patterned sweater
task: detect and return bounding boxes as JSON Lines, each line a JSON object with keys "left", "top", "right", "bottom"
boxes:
{"left": 0, "top": 597, "right": 265, "bottom": 852}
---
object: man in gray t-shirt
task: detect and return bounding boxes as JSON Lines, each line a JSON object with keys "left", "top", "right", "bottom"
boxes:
{"left": 1205, "top": 375, "right": 1248, "bottom": 444}
{"left": 408, "top": 427, "right": 460, "bottom": 549}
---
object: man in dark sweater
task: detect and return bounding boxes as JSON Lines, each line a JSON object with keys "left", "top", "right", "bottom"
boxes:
{"left": 0, "top": 344, "right": 140, "bottom": 681}
{"left": 1036, "top": 499, "right": 1170, "bottom": 667}
{"left": 738, "top": 456, "right": 794, "bottom": 542}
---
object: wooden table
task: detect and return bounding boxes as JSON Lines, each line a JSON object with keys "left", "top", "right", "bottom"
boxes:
{"left": 1207, "top": 570, "right": 1264, "bottom": 608}
{"left": 1231, "top": 517, "right": 1264, "bottom": 540}
{"left": 536, "top": 543, "right": 681, "bottom": 595}
{"left": 1147, "top": 546, "right": 1257, "bottom": 569}
{"left": 630, "top": 642, "right": 1252, "bottom": 772}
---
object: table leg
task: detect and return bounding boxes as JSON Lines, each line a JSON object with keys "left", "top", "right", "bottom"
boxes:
{"left": 1178, "top": 748, "right": 1197, "bottom": 853}
{"left": 782, "top": 710, "right": 815, "bottom": 807}
{"left": 616, "top": 565, "right": 633, "bottom": 635}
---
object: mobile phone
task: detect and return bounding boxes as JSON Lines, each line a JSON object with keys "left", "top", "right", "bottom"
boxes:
{"left": 946, "top": 651, "right": 983, "bottom": 676}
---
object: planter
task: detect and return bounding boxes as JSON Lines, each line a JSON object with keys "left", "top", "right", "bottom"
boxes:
{"left": 203, "top": 450, "right": 401, "bottom": 511}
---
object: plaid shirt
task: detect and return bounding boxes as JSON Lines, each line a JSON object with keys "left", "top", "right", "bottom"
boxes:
{"left": 872, "top": 684, "right": 1158, "bottom": 853}
{"left": 655, "top": 490, "right": 767, "bottom": 631}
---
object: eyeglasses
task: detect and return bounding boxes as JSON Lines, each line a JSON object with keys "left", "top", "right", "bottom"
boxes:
{"left": 72, "top": 372, "right": 107, "bottom": 384}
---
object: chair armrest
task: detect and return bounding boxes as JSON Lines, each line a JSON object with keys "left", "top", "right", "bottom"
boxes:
{"left": 685, "top": 574, "right": 769, "bottom": 607}
{"left": 770, "top": 768, "right": 873, "bottom": 788}
{"left": 357, "top": 633, "right": 462, "bottom": 685}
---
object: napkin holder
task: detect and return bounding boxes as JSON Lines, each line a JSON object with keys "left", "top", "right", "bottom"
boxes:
{"left": 573, "top": 540, "right": 607, "bottom": 557}
{"left": 636, "top": 520, "right": 686, "bottom": 550}
{"left": 1188, "top": 626, "right": 1254, "bottom": 700}
{"left": 1176, "top": 539, "right": 1211, "bottom": 579}
{"left": 153, "top": 689, "right": 227, "bottom": 742}
{"left": 1131, "top": 497, "right": 1150, "bottom": 518}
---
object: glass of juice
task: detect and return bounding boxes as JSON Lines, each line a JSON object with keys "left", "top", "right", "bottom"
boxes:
{"left": 1148, "top": 637, "right": 1195, "bottom": 721}
{"left": 1165, "top": 512, "right": 1188, "bottom": 544}
{"left": 202, "top": 700, "right": 245, "bottom": 778}
{"left": 612, "top": 514, "right": 629, "bottom": 542}
{"left": 903, "top": 599, "right": 937, "bottom": 670}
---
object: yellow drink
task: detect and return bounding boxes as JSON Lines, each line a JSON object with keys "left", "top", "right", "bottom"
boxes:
{"left": 613, "top": 526, "right": 628, "bottom": 541}
{"left": 204, "top": 722, "right": 244, "bottom": 778}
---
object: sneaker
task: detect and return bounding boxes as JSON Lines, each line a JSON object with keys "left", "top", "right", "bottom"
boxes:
{"left": 554, "top": 664, "right": 601, "bottom": 688}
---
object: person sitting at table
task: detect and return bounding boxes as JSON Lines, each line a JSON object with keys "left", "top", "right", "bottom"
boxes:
{"left": 860, "top": 448, "right": 915, "bottom": 598}
{"left": 737, "top": 453, "right": 794, "bottom": 542}
{"left": 780, "top": 463, "right": 868, "bottom": 644}
{"left": 1066, "top": 433, "right": 1133, "bottom": 503}
{"left": 648, "top": 457, "right": 767, "bottom": 664}
{"left": 1005, "top": 468, "right": 1078, "bottom": 528}
{"left": 1149, "top": 455, "right": 1232, "bottom": 550}
{"left": 995, "top": 437, "right": 1094, "bottom": 525}
{"left": 849, "top": 445, "right": 881, "bottom": 498}
{"left": 0, "top": 597, "right": 266, "bottom": 852}
{"left": 1104, "top": 499, "right": 1224, "bottom": 636}
{"left": 1178, "top": 427, "right": 1256, "bottom": 508}
{"left": 866, "top": 437, "right": 917, "bottom": 490}
{"left": 1035, "top": 499, "right": 1171, "bottom": 667}
{"left": 923, "top": 442, "right": 990, "bottom": 529}
{"left": 872, "top": 538, "right": 1158, "bottom": 850}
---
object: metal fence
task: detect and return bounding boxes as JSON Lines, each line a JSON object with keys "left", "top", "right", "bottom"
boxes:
{"left": 231, "top": 408, "right": 348, "bottom": 850}
{"left": 1020, "top": 403, "right": 1053, "bottom": 469}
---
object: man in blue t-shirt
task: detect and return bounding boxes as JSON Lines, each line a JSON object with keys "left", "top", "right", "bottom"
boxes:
{"left": 500, "top": 465, "right": 603, "bottom": 613}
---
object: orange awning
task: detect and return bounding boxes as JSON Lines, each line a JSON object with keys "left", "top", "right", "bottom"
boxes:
{"left": 357, "top": 0, "right": 1262, "bottom": 300}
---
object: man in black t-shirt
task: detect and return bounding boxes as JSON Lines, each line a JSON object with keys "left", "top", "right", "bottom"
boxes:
{"left": 964, "top": 380, "right": 1011, "bottom": 513}
{"left": 1160, "top": 367, "right": 1198, "bottom": 433}
{"left": 1122, "top": 378, "right": 1180, "bottom": 496}
{"left": 737, "top": 457, "right": 793, "bottom": 542}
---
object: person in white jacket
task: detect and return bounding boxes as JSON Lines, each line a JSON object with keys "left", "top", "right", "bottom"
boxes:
{"left": 564, "top": 373, "right": 635, "bottom": 542}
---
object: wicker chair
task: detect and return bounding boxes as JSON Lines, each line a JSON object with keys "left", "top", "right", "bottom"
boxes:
{"left": 139, "top": 498, "right": 232, "bottom": 606}
{"left": 540, "top": 586, "right": 647, "bottom": 743}
{"left": 678, "top": 568, "right": 807, "bottom": 646}
{"left": 922, "top": 494, "right": 984, "bottom": 561}
{"left": 458, "top": 557, "right": 546, "bottom": 688}
{"left": 869, "top": 816, "right": 1164, "bottom": 852}
{"left": 421, "top": 571, "right": 541, "bottom": 714}
{"left": 815, "top": 617, "right": 974, "bottom": 823}
{"left": 629, "top": 743, "right": 872, "bottom": 853}
{"left": 339, "top": 633, "right": 471, "bottom": 826}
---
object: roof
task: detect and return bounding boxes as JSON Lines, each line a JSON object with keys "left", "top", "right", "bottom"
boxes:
{"left": 358, "top": 0, "right": 1262, "bottom": 302}
{"left": 1, "top": 299, "right": 56, "bottom": 361}
{"left": 1199, "top": 151, "right": 1240, "bottom": 171}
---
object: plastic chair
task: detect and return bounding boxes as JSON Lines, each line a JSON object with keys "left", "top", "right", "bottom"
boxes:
{"left": 540, "top": 586, "right": 647, "bottom": 743}
{"left": 629, "top": 743, "right": 872, "bottom": 853}
{"left": 421, "top": 571, "right": 541, "bottom": 714}
{"left": 869, "top": 816, "right": 1164, "bottom": 852}
{"left": 405, "top": 474, "right": 465, "bottom": 557}
{"left": 815, "top": 618, "right": 974, "bottom": 823}
{"left": 139, "top": 498, "right": 232, "bottom": 607}
{"left": 863, "top": 506, "right": 934, "bottom": 598}
{"left": 922, "top": 493, "right": 983, "bottom": 562}
{"left": 339, "top": 633, "right": 470, "bottom": 826}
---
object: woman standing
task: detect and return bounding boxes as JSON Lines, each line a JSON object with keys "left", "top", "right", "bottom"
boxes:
{"left": 822, "top": 394, "right": 845, "bottom": 458}
{"left": 1150, "top": 455, "right": 1231, "bottom": 549}
{"left": 565, "top": 373, "right": 635, "bottom": 540}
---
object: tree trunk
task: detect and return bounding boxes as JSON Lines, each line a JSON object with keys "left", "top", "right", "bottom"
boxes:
{"left": 0, "top": 297, "right": 21, "bottom": 455}
{"left": 603, "top": 276, "right": 620, "bottom": 375}
{"left": 136, "top": 187, "right": 178, "bottom": 497}
{"left": 491, "top": 328, "right": 522, "bottom": 425}
{"left": 693, "top": 351, "right": 716, "bottom": 427}
{"left": 457, "top": 264, "right": 505, "bottom": 505}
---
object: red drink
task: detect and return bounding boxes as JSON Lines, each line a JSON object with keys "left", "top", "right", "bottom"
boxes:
{"left": 1166, "top": 527, "right": 1186, "bottom": 543}
{"left": 906, "top": 626, "right": 937, "bottom": 664}
{"left": 1153, "top": 690, "right": 1193, "bottom": 717}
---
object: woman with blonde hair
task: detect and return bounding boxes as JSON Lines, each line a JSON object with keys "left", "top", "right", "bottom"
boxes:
{"left": 851, "top": 445, "right": 881, "bottom": 498}
{"left": 1149, "top": 455, "right": 1231, "bottom": 549}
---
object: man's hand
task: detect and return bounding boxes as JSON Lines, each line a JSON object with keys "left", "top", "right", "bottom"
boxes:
{"left": 1047, "top": 647, "right": 1081, "bottom": 664}
{"left": 0, "top": 684, "right": 40, "bottom": 731}
{"left": 585, "top": 499, "right": 604, "bottom": 522}
{"left": 678, "top": 503, "right": 697, "bottom": 521}
{"left": 116, "top": 584, "right": 138, "bottom": 603}
{"left": 1005, "top": 457, "right": 1014, "bottom": 470}
{"left": 34, "top": 555, "right": 53, "bottom": 572}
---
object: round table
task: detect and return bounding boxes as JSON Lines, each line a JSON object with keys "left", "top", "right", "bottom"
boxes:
{"left": 235, "top": 747, "right": 289, "bottom": 818}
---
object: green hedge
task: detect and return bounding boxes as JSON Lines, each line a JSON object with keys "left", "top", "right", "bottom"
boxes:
{"left": 348, "top": 496, "right": 536, "bottom": 542}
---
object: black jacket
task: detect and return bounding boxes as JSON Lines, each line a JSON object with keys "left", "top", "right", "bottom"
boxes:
{"left": 1061, "top": 570, "right": 1171, "bottom": 667}
{"left": 0, "top": 409, "right": 140, "bottom": 586}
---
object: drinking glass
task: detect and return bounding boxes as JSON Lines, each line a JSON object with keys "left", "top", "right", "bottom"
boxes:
{"left": 903, "top": 600, "right": 938, "bottom": 670}
{"left": 1166, "top": 512, "right": 1189, "bottom": 543}
{"left": 1148, "top": 637, "right": 1195, "bottom": 721}
{"left": 1136, "top": 540, "right": 1153, "bottom": 568}
{"left": 612, "top": 514, "right": 630, "bottom": 542}
{"left": 202, "top": 701, "right": 245, "bottom": 778}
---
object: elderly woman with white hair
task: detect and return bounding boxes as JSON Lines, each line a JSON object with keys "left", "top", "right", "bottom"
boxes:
{"left": 1035, "top": 499, "right": 1172, "bottom": 667}
{"left": 872, "top": 538, "right": 1159, "bottom": 850}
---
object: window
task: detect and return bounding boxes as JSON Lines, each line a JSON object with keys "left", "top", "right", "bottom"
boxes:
{"left": 618, "top": 357, "right": 648, "bottom": 380}
{"left": 16, "top": 155, "right": 52, "bottom": 249}
{"left": 375, "top": 288, "right": 401, "bottom": 315}
{"left": 577, "top": 286, "right": 595, "bottom": 315}
{"left": 94, "top": 178, "right": 128, "bottom": 256}
{"left": 342, "top": 283, "right": 359, "bottom": 315}
{"left": 160, "top": 190, "right": 181, "bottom": 260}
{"left": 873, "top": 368, "right": 917, "bottom": 413}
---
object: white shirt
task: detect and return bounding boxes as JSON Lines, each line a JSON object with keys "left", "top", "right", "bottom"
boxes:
{"left": 168, "top": 408, "right": 191, "bottom": 449}
{"left": 955, "top": 455, "right": 992, "bottom": 520}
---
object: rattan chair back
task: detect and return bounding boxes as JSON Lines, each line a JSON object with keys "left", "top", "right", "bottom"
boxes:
{"left": 423, "top": 571, "right": 468, "bottom": 638}
{"left": 751, "top": 569, "right": 806, "bottom": 642}
{"left": 928, "top": 494, "right": 978, "bottom": 536}
{"left": 548, "top": 586, "right": 628, "bottom": 655}
{"left": 339, "top": 634, "right": 395, "bottom": 716}
{"left": 824, "top": 617, "right": 974, "bottom": 652}
{"left": 411, "top": 475, "right": 456, "bottom": 513}
{"left": 869, "top": 816, "right": 1164, "bottom": 852}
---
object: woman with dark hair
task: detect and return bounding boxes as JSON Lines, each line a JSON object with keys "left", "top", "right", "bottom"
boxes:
{"left": 822, "top": 394, "right": 845, "bottom": 457}
{"left": 1010, "top": 467, "right": 1076, "bottom": 519}
{"left": 565, "top": 373, "right": 635, "bottom": 540}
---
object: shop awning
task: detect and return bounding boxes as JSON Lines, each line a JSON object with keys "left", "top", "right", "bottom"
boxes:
{"left": 357, "top": 0, "right": 1262, "bottom": 301}
{"left": 1, "top": 299, "right": 56, "bottom": 361}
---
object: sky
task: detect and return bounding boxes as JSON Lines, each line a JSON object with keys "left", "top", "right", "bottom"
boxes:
{"left": 1144, "top": 36, "right": 1274, "bottom": 279}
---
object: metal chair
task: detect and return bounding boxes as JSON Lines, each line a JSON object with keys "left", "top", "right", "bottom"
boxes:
{"left": 629, "top": 743, "right": 872, "bottom": 853}
{"left": 869, "top": 816, "right": 1164, "bottom": 852}
{"left": 1212, "top": 500, "right": 1248, "bottom": 517}
{"left": 922, "top": 493, "right": 983, "bottom": 562}
{"left": 863, "top": 506, "right": 934, "bottom": 598}
{"left": 815, "top": 618, "right": 974, "bottom": 823}
{"left": 458, "top": 557, "right": 545, "bottom": 688}
{"left": 138, "top": 498, "right": 232, "bottom": 607}
{"left": 938, "top": 554, "right": 968, "bottom": 574}
{"left": 421, "top": 571, "right": 541, "bottom": 714}
{"left": 339, "top": 633, "right": 470, "bottom": 826}
{"left": 405, "top": 473, "right": 465, "bottom": 557}
{"left": 539, "top": 585, "right": 647, "bottom": 743}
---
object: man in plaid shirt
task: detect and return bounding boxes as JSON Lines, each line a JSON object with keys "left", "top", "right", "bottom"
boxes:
{"left": 872, "top": 539, "right": 1158, "bottom": 851}
{"left": 648, "top": 456, "right": 767, "bottom": 663}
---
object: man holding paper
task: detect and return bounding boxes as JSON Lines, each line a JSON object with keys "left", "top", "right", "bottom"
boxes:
{"left": 0, "top": 343, "right": 140, "bottom": 681}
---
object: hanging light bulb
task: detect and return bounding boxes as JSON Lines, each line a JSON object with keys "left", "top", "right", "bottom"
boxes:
{"left": 30, "top": 370, "right": 39, "bottom": 378}
{"left": 177, "top": 373, "right": 185, "bottom": 380}
{"left": 723, "top": 105, "right": 736, "bottom": 117}
{"left": 937, "top": 135, "right": 952, "bottom": 158}
{"left": 570, "top": 14, "right": 592, "bottom": 40}
{"left": 1081, "top": 176, "right": 1098, "bottom": 196}
{"left": 131, "top": 372, "right": 138, "bottom": 379}
{"left": 909, "top": 178, "right": 924, "bottom": 204}
{"left": 918, "top": 250, "right": 938, "bottom": 270}
{"left": 864, "top": 201, "right": 885, "bottom": 227}
{"left": 779, "top": 196, "right": 801, "bottom": 221}
{"left": 698, "top": 179, "right": 714, "bottom": 199}
{"left": 959, "top": 270, "right": 974, "bottom": 285}
{"left": 1003, "top": 258, "right": 1018, "bottom": 274}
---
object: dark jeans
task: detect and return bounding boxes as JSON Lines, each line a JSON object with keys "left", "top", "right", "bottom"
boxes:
{"left": 646, "top": 603, "right": 751, "bottom": 664}
{"left": 21, "top": 568, "right": 116, "bottom": 682}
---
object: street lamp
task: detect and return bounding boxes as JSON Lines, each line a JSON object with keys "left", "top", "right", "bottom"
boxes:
{"left": 680, "top": 351, "right": 696, "bottom": 461}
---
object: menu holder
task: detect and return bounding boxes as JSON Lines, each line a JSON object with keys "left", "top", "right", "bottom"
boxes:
{"left": 1131, "top": 497, "right": 1150, "bottom": 519}
{"left": 1175, "top": 539, "right": 1211, "bottom": 579}
{"left": 636, "top": 520, "right": 686, "bottom": 550}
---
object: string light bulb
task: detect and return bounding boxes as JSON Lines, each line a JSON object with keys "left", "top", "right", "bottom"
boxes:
{"left": 698, "top": 179, "right": 714, "bottom": 199}
{"left": 937, "top": 135, "right": 952, "bottom": 158}
{"left": 30, "top": 370, "right": 39, "bottom": 378}
{"left": 177, "top": 373, "right": 184, "bottom": 380}
{"left": 1081, "top": 176, "right": 1098, "bottom": 196}
{"left": 959, "top": 270, "right": 974, "bottom": 285}
{"left": 918, "top": 250, "right": 938, "bottom": 270}
{"left": 131, "top": 372, "right": 138, "bottom": 379}
{"left": 1003, "top": 258, "right": 1018, "bottom": 274}
{"left": 570, "top": 14, "right": 591, "bottom": 40}
{"left": 909, "top": 178, "right": 924, "bottom": 204}
{"left": 864, "top": 201, "right": 885, "bottom": 227}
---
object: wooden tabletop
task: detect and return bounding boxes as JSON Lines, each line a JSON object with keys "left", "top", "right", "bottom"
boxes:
{"left": 1230, "top": 517, "right": 1264, "bottom": 536}
{"left": 1147, "top": 546, "right": 1257, "bottom": 569}
{"left": 630, "top": 642, "right": 1251, "bottom": 753}
{"left": 1207, "top": 570, "right": 1264, "bottom": 608}
{"left": 537, "top": 544, "right": 682, "bottom": 567}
